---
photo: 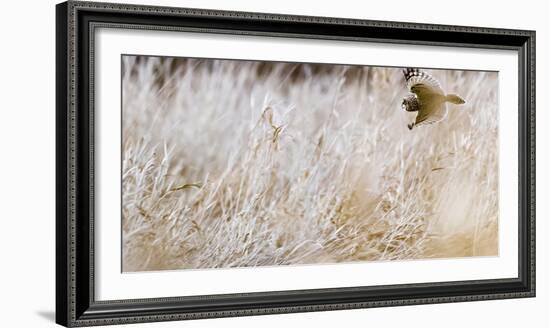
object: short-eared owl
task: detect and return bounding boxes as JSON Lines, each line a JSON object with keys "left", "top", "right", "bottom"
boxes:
{"left": 402, "top": 68, "right": 466, "bottom": 130}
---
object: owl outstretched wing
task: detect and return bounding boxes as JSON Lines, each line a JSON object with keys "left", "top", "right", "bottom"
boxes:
{"left": 414, "top": 103, "right": 448, "bottom": 126}
{"left": 403, "top": 68, "right": 444, "bottom": 95}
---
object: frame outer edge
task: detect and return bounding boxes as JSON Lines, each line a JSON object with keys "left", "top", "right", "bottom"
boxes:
{"left": 529, "top": 31, "right": 535, "bottom": 296}
{"left": 56, "top": 2, "right": 70, "bottom": 327}
{"left": 69, "top": 0, "right": 533, "bottom": 37}
{"left": 59, "top": 1, "right": 536, "bottom": 326}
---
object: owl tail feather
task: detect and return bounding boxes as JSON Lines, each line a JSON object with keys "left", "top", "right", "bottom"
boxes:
{"left": 445, "top": 94, "right": 466, "bottom": 105}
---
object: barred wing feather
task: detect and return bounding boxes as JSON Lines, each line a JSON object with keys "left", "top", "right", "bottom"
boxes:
{"left": 403, "top": 68, "right": 444, "bottom": 94}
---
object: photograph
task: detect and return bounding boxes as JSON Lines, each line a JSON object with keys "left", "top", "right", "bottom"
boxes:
{"left": 121, "top": 55, "right": 499, "bottom": 272}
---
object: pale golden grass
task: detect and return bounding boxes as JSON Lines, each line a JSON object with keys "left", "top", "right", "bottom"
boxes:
{"left": 121, "top": 56, "right": 499, "bottom": 272}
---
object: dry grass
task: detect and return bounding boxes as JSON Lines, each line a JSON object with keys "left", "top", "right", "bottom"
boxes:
{"left": 121, "top": 56, "right": 499, "bottom": 272}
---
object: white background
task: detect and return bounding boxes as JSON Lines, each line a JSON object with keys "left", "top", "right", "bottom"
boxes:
{"left": 0, "top": 0, "right": 545, "bottom": 327}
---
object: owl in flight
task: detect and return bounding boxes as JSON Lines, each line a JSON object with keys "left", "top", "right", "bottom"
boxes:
{"left": 402, "top": 68, "right": 466, "bottom": 130}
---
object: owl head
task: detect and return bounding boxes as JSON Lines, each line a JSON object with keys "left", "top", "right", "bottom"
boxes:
{"left": 401, "top": 94, "right": 419, "bottom": 112}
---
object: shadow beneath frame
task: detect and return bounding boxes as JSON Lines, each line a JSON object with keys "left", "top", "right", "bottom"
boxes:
{"left": 36, "top": 310, "right": 56, "bottom": 323}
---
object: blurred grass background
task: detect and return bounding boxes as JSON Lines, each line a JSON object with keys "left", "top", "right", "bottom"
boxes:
{"left": 121, "top": 56, "right": 498, "bottom": 272}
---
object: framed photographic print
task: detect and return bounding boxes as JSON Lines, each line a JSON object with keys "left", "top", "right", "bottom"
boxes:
{"left": 56, "top": 1, "right": 535, "bottom": 326}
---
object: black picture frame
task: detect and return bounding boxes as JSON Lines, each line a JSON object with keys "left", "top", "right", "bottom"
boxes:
{"left": 56, "top": 1, "right": 536, "bottom": 326}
